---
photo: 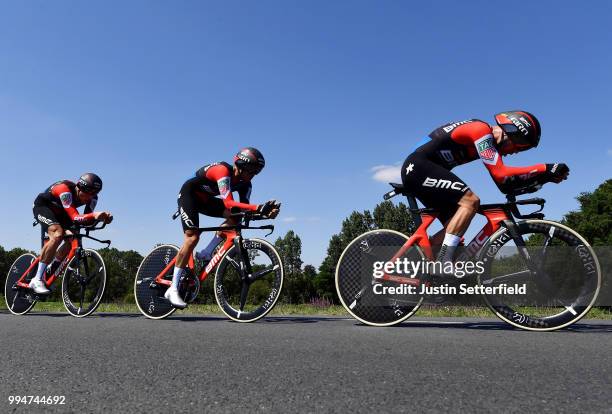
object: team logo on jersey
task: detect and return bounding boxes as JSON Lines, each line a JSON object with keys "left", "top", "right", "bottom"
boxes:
{"left": 203, "top": 163, "right": 220, "bottom": 172}
{"left": 217, "top": 177, "right": 230, "bottom": 199}
{"left": 59, "top": 192, "right": 73, "bottom": 208}
{"left": 475, "top": 135, "right": 498, "bottom": 165}
{"left": 442, "top": 120, "right": 472, "bottom": 133}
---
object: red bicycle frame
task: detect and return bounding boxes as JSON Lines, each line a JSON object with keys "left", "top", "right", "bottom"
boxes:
{"left": 154, "top": 229, "right": 238, "bottom": 287}
{"left": 16, "top": 237, "right": 79, "bottom": 289}
{"left": 375, "top": 207, "right": 509, "bottom": 287}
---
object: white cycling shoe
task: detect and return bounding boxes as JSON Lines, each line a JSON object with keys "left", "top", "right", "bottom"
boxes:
{"left": 164, "top": 287, "right": 187, "bottom": 309}
{"left": 29, "top": 279, "right": 50, "bottom": 295}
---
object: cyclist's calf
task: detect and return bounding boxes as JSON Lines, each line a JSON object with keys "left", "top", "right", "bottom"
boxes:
{"left": 40, "top": 224, "right": 64, "bottom": 263}
{"left": 445, "top": 191, "right": 480, "bottom": 237}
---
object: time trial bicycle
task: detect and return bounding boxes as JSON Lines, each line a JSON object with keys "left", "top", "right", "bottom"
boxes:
{"left": 335, "top": 182, "right": 601, "bottom": 331}
{"left": 4, "top": 221, "right": 110, "bottom": 317}
{"left": 134, "top": 211, "right": 284, "bottom": 322}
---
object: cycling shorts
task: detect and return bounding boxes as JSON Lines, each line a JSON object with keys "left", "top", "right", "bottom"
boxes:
{"left": 401, "top": 154, "right": 471, "bottom": 223}
{"left": 177, "top": 180, "right": 226, "bottom": 232}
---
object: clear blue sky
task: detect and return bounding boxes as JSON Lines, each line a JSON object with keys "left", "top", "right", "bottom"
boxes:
{"left": 1, "top": 1, "right": 610, "bottom": 267}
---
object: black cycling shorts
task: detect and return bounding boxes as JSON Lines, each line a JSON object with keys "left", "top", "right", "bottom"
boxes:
{"left": 33, "top": 199, "right": 71, "bottom": 233}
{"left": 401, "top": 154, "right": 471, "bottom": 223}
{"left": 177, "top": 180, "right": 226, "bottom": 232}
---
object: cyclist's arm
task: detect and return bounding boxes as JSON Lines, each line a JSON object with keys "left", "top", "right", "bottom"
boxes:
{"left": 454, "top": 121, "right": 547, "bottom": 186}
{"left": 83, "top": 196, "right": 98, "bottom": 214}
{"left": 238, "top": 183, "right": 252, "bottom": 204}
{"left": 477, "top": 137, "right": 546, "bottom": 184}
{"left": 207, "top": 165, "right": 258, "bottom": 211}
{"left": 51, "top": 184, "right": 96, "bottom": 224}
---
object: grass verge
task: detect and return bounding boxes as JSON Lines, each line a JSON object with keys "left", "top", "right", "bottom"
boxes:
{"left": 1, "top": 296, "right": 611, "bottom": 319}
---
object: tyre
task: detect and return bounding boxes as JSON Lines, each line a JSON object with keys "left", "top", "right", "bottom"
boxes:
{"left": 134, "top": 244, "right": 180, "bottom": 319}
{"left": 61, "top": 249, "right": 106, "bottom": 317}
{"left": 214, "top": 238, "right": 283, "bottom": 322}
{"left": 4, "top": 254, "right": 38, "bottom": 315}
{"left": 478, "top": 220, "right": 601, "bottom": 331}
{"left": 336, "top": 229, "right": 425, "bottom": 326}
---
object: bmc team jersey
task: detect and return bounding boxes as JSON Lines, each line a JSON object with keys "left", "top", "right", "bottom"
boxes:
{"left": 177, "top": 162, "right": 258, "bottom": 230}
{"left": 401, "top": 119, "right": 547, "bottom": 220}
{"left": 33, "top": 180, "right": 97, "bottom": 229}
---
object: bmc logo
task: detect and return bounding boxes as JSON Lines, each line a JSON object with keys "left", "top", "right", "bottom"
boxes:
{"left": 422, "top": 177, "right": 465, "bottom": 191}
{"left": 180, "top": 207, "right": 195, "bottom": 228}
{"left": 442, "top": 120, "right": 471, "bottom": 133}
{"left": 37, "top": 215, "right": 53, "bottom": 225}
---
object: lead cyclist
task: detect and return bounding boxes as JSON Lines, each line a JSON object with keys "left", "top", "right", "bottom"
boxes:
{"left": 400, "top": 111, "right": 570, "bottom": 270}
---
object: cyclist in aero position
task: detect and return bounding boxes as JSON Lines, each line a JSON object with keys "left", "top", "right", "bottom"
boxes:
{"left": 167, "top": 147, "right": 281, "bottom": 308}
{"left": 30, "top": 173, "right": 113, "bottom": 294}
{"left": 401, "top": 111, "right": 570, "bottom": 270}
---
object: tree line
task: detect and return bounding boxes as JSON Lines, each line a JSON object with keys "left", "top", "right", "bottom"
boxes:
{"left": 1, "top": 179, "right": 610, "bottom": 305}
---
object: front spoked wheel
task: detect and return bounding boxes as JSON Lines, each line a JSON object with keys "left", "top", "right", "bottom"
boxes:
{"left": 336, "top": 229, "right": 425, "bottom": 327}
{"left": 214, "top": 238, "right": 283, "bottom": 322}
{"left": 61, "top": 249, "right": 106, "bottom": 317}
{"left": 4, "top": 254, "right": 38, "bottom": 315}
{"left": 479, "top": 220, "right": 601, "bottom": 331}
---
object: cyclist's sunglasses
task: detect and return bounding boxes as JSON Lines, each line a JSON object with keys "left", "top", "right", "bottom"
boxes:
{"left": 242, "top": 165, "right": 263, "bottom": 175}
{"left": 500, "top": 124, "right": 531, "bottom": 145}
{"left": 78, "top": 185, "right": 100, "bottom": 195}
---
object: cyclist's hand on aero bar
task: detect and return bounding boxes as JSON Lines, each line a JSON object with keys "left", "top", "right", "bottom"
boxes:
{"left": 94, "top": 211, "right": 113, "bottom": 224}
{"left": 257, "top": 200, "right": 281, "bottom": 219}
{"left": 545, "top": 163, "right": 570, "bottom": 183}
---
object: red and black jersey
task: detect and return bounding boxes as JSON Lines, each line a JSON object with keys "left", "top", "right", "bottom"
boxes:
{"left": 35, "top": 180, "right": 97, "bottom": 224}
{"left": 186, "top": 162, "right": 257, "bottom": 211}
{"left": 412, "top": 119, "right": 547, "bottom": 187}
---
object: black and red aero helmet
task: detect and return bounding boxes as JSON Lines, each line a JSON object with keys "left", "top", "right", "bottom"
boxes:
{"left": 234, "top": 147, "right": 265, "bottom": 174}
{"left": 494, "top": 110, "right": 541, "bottom": 148}
{"left": 77, "top": 173, "right": 103, "bottom": 194}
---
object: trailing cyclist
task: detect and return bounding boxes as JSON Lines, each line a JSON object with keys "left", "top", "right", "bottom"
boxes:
{"left": 31, "top": 173, "right": 113, "bottom": 294}
{"left": 169, "top": 147, "right": 281, "bottom": 309}
{"left": 401, "top": 111, "right": 569, "bottom": 271}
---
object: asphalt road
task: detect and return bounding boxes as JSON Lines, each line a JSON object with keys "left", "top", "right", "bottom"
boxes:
{"left": 1, "top": 312, "right": 610, "bottom": 413}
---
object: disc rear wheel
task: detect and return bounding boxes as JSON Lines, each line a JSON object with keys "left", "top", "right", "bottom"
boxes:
{"left": 4, "top": 254, "right": 38, "bottom": 315}
{"left": 134, "top": 245, "right": 180, "bottom": 319}
{"left": 336, "top": 230, "right": 425, "bottom": 326}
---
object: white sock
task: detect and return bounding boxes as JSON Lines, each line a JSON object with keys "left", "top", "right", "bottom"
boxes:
{"left": 33, "top": 262, "right": 48, "bottom": 282}
{"left": 171, "top": 267, "right": 185, "bottom": 290}
{"left": 438, "top": 233, "right": 462, "bottom": 263}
